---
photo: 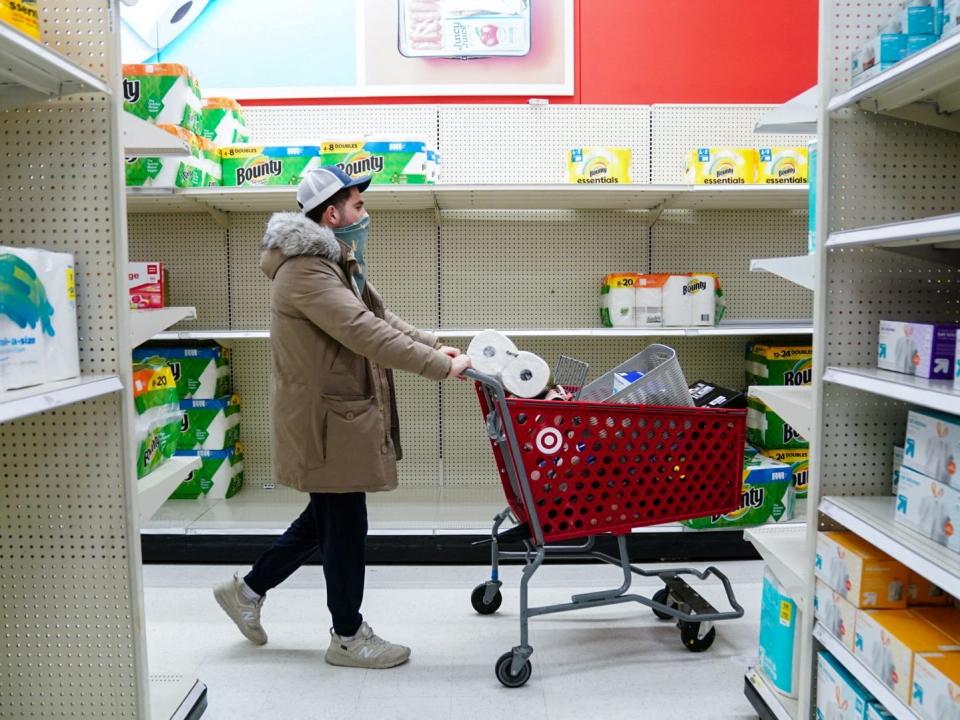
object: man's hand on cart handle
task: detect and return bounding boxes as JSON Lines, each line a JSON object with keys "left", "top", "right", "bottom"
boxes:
{"left": 447, "top": 355, "right": 472, "bottom": 379}
{"left": 439, "top": 345, "right": 462, "bottom": 358}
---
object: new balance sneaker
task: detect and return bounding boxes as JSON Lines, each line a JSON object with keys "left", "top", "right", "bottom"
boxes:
{"left": 213, "top": 573, "right": 268, "bottom": 645}
{"left": 325, "top": 622, "right": 410, "bottom": 669}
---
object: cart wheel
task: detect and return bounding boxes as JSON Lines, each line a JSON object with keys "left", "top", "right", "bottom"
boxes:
{"left": 471, "top": 583, "right": 503, "bottom": 615}
{"left": 679, "top": 621, "right": 716, "bottom": 652}
{"left": 651, "top": 587, "right": 676, "bottom": 620}
{"left": 495, "top": 651, "right": 532, "bottom": 688}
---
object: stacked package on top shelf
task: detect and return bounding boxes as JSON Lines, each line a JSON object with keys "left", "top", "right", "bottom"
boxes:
{"left": 0, "top": 246, "right": 80, "bottom": 392}
{"left": 0, "top": 0, "right": 40, "bottom": 40}
{"left": 685, "top": 147, "right": 809, "bottom": 185}
{"left": 200, "top": 98, "right": 250, "bottom": 146}
{"left": 125, "top": 125, "right": 221, "bottom": 189}
{"left": 322, "top": 137, "right": 437, "bottom": 185}
{"left": 123, "top": 64, "right": 203, "bottom": 135}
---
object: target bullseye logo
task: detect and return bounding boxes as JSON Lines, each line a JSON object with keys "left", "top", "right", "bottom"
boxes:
{"left": 536, "top": 427, "right": 563, "bottom": 455}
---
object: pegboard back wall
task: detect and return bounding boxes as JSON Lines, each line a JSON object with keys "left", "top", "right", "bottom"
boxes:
{"left": 651, "top": 105, "right": 814, "bottom": 184}
{"left": 243, "top": 105, "right": 439, "bottom": 148}
{"left": 826, "top": 2, "right": 904, "bottom": 93}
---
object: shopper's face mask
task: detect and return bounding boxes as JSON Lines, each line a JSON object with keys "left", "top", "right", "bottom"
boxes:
{"left": 334, "top": 214, "right": 370, "bottom": 295}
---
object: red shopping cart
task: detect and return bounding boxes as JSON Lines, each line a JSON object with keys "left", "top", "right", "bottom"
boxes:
{"left": 466, "top": 359, "right": 747, "bottom": 688}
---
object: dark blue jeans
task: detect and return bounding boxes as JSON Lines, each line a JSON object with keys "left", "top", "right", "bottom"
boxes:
{"left": 244, "top": 492, "right": 367, "bottom": 637}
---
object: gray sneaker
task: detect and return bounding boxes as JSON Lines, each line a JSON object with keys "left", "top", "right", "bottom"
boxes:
{"left": 213, "top": 573, "right": 267, "bottom": 645}
{"left": 325, "top": 622, "right": 410, "bottom": 669}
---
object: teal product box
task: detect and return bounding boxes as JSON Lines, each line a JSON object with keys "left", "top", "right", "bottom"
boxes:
{"left": 171, "top": 445, "right": 244, "bottom": 500}
{"left": 904, "top": 1, "right": 937, "bottom": 35}
{"left": 759, "top": 569, "right": 801, "bottom": 698}
{"left": 178, "top": 394, "right": 241, "bottom": 450}
{"left": 808, "top": 140, "right": 817, "bottom": 254}
{"left": 907, "top": 34, "right": 940, "bottom": 56}
{"left": 816, "top": 650, "right": 874, "bottom": 720}
{"left": 876, "top": 30, "right": 909, "bottom": 64}
{"left": 133, "top": 342, "right": 232, "bottom": 400}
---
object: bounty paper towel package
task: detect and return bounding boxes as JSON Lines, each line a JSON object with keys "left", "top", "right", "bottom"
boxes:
{"left": 0, "top": 0, "right": 39, "bottom": 40}
{"left": 38, "top": 251, "right": 79, "bottom": 383}
{"left": 0, "top": 247, "right": 49, "bottom": 391}
{"left": 747, "top": 393, "right": 809, "bottom": 449}
{"left": 132, "top": 359, "right": 182, "bottom": 479}
{"left": 221, "top": 146, "right": 322, "bottom": 187}
{"left": 909, "top": 570, "right": 953, "bottom": 606}
{"left": 894, "top": 466, "right": 960, "bottom": 550}
{"left": 125, "top": 126, "right": 216, "bottom": 189}
{"left": 566, "top": 148, "right": 632, "bottom": 184}
{"left": 817, "top": 650, "right": 875, "bottom": 720}
{"left": 759, "top": 569, "right": 801, "bottom": 697}
{"left": 757, "top": 148, "right": 810, "bottom": 185}
{"left": 322, "top": 138, "right": 430, "bottom": 185}
{"left": 878, "top": 320, "right": 959, "bottom": 380}
{"left": 904, "top": 409, "right": 960, "bottom": 488}
{"left": 815, "top": 531, "right": 908, "bottom": 608}
{"left": 685, "top": 148, "right": 757, "bottom": 184}
{"left": 662, "top": 274, "right": 718, "bottom": 327}
{"left": 171, "top": 445, "right": 244, "bottom": 500}
{"left": 426, "top": 148, "right": 440, "bottom": 184}
{"left": 200, "top": 98, "right": 250, "bottom": 146}
{"left": 893, "top": 446, "right": 905, "bottom": 495}
{"left": 815, "top": 579, "right": 858, "bottom": 652}
{"left": 133, "top": 342, "right": 232, "bottom": 400}
{"left": 600, "top": 273, "right": 640, "bottom": 328}
{"left": 178, "top": 395, "right": 241, "bottom": 451}
{"left": 122, "top": 64, "right": 203, "bottom": 135}
{"left": 746, "top": 341, "right": 813, "bottom": 386}
{"left": 854, "top": 608, "right": 960, "bottom": 705}
{"left": 682, "top": 449, "right": 794, "bottom": 529}
{"left": 636, "top": 274, "right": 668, "bottom": 327}
{"left": 761, "top": 448, "right": 810, "bottom": 499}
{"left": 912, "top": 652, "right": 960, "bottom": 720}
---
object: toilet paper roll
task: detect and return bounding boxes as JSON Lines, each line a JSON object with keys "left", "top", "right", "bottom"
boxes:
{"left": 467, "top": 330, "right": 518, "bottom": 376}
{"left": 40, "top": 251, "right": 80, "bottom": 382}
{"left": 689, "top": 273, "right": 717, "bottom": 327}
{"left": 501, "top": 351, "right": 551, "bottom": 398}
{"left": 601, "top": 287, "right": 636, "bottom": 327}
{"left": 662, "top": 275, "right": 692, "bottom": 327}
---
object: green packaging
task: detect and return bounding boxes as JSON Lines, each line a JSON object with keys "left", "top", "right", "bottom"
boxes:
{"left": 747, "top": 393, "right": 809, "bottom": 449}
{"left": 682, "top": 448, "right": 795, "bottom": 529}
{"left": 133, "top": 342, "right": 232, "bottom": 400}
{"left": 760, "top": 448, "right": 810, "bottom": 499}
{"left": 171, "top": 446, "right": 244, "bottom": 500}
{"left": 200, "top": 97, "right": 250, "bottom": 146}
{"left": 746, "top": 341, "right": 813, "bottom": 387}
{"left": 178, "top": 395, "right": 241, "bottom": 450}
{"left": 122, "top": 63, "right": 203, "bottom": 135}
{"left": 132, "top": 360, "right": 182, "bottom": 479}
{"left": 220, "top": 146, "right": 322, "bottom": 187}
{"left": 321, "top": 138, "right": 429, "bottom": 185}
{"left": 126, "top": 126, "right": 220, "bottom": 188}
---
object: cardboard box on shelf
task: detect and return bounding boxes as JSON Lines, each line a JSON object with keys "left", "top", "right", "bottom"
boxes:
{"left": 815, "top": 531, "right": 908, "bottom": 609}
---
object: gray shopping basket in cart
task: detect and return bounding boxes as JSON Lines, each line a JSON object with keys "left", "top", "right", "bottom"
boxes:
{"left": 577, "top": 343, "right": 694, "bottom": 406}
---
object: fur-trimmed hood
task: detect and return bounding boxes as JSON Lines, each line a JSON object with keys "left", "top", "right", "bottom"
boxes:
{"left": 260, "top": 212, "right": 342, "bottom": 279}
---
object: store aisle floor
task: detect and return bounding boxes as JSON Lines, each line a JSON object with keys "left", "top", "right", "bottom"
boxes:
{"left": 144, "top": 560, "right": 764, "bottom": 720}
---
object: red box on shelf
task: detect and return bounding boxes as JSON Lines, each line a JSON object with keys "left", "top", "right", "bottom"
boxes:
{"left": 128, "top": 262, "right": 167, "bottom": 309}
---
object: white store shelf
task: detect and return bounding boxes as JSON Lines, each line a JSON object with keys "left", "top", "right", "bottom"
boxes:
{"left": 744, "top": 524, "right": 808, "bottom": 603}
{"left": 827, "top": 212, "right": 960, "bottom": 250}
{"left": 125, "top": 184, "right": 808, "bottom": 215}
{"left": 123, "top": 115, "right": 191, "bottom": 157}
{"left": 149, "top": 674, "right": 206, "bottom": 720}
{"left": 131, "top": 307, "right": 197, "bottom": 348}
{"left": 828, "top": 31, "right": 960, "bottom": 133}
{"left": 823, "top": 367, "right": 960, "bottom": 415}
{"left": 0, "top": 23, "right": 111, "bottom": 111}
{"left": 138, "top": 456, "right": 203, "bottom": 523}
{"left": 820, "top": 495, "right": 960, "bottom": 600}
{"left": 746, "top": 666, "right": 798, "bottom": 720}
{"left": 750, "top": 255, "right": 815, "bottom": 291}
{"left": 754, "top": 85, "right": 818, "bottom": 135}
{"left": 748, "top": 386, "right": 814, "bottom": 440}
{"left": 813, "top": 622, "right": 916, "bottom": 720}
{"left": 0, "top": 374, "right": 123, "bottom": 424}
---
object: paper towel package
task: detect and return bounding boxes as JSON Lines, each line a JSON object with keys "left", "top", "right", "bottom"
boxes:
{"left": 685, "top": 148, "right": 757, "bottom": 184}
{"left": 127, "top": 262, "right": 167, "bottom": 309}
{"left": 221, "top": 146, "right": 322, "bottom": 187}
{"left": 893, "top": 445, "right": 905, "bottom": 495}
{"left": 761, "top": 448, "right": 810, "bottom": 499}
{"left": 895, "top": 466, "right": 960, "bottom": 550}
{"left": 178, "top": 395, "right": 241, "bottom": 451}
{"left": 662, "top": 274, "right": 717, "bottom": 327}
{"left": 636, "top": 274, "right": 668, "bottom": 327}
{"left": 122, "top": 64, "right": 203, "bottom": 135}
{"left": 904, "top": 409, "right": 960, "bottom": 488}
{"left": 817, "top": 650, "right": 875, "bottom": 720}
{"left": 911, "top": 652, "right": 960, "bottom": 720}
{"left": 909, "top": 570, "right": 953, "bottom": 606}
{"left": 133, "top": 342, "right": 232, "bottom": 400}
{"left": 878, "top": 320, "right": 959, "bottom": 380}
{"left": 682, "top": 449, "right": 794, "bottom": 529}
{"left": 125, "top": 126, "right": 210, "bottom": 189}
{"left": 467, "top": 330, "right": 518, "bottom": 377}
{"left": 759, "top": 569, "right": 801, "bottom": 697}
{"left": 815, "top": 531, "right": 908, "bottom": 608}
{"left": 600, "top": 273, "right": 640, "bottom": 328}
{"left": 747, "top": 392, "right": 809, "bottom": 449}
{"left": 426, "top": 148, "right": 441, "bottom": 184}
{"left": 854, "top": 608, "right": 960, "bottom": 706}
{"left": 815, "top": 579, "right": 858, "bottom": 652}
{"left": 39, "top": 251, "right": 80, "bottom": 383}
{"left": 132, "top": 359, "right": 182, "bottom": 479}
{"left": 757, "top": 147, "right": 809, "bottom": 185}
{"left": 0, "top": 0, "right": 39, "bottom": 39}
{"left": 0, "top": 246, "right": 49, "bottom": 391}
{"left": 322, "top": 137, "right": 430, "bottom": 185}
{"left": 171, "top": 445, "right": 244, "bottom": 500}
{"left": 566, "top": 148, "right": 632, "bottom": 184}
{"left": 200, "top": 98, "right": 250, "bottom": 146}
{"left": 746, "top": 341, "right": 813, "bottom": 386}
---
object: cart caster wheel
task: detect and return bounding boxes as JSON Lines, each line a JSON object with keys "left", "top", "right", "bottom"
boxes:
{"left": 651, "top": 587, "right": 676, "bottom": 620}
{"left": 471, "top": 583, "right": 502, "bottom": 615}
{"left": 679, "top": 622, "right": 716, "bottom": 652}
{"left": 495, "top": 651, "right": 532, "bottom": 688}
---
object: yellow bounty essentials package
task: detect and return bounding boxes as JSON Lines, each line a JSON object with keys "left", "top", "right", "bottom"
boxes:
{"left": 686, "top": 148, "right": 757, "bottom": 184}
{"left": 757, "top": 147, "right": 809, "bottom": 185}
{"left": 567, "top": 148, "right": 632, "bottom": 184}
{"left": 0, "top": 0, "right": 40, "bottom": 39}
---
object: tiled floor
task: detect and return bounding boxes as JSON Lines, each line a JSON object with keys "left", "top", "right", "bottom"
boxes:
{"left": 144, "top": 561, "right": 765, "bottom": 720}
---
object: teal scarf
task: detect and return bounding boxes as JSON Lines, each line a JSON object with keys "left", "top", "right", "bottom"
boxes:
{"left": 334, "top": 215, "right": 370, "bottom": 295}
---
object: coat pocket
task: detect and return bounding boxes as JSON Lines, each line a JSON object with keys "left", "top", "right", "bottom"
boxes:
{"left": 319, "top": 395, "right": 386, "bottom": 473}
